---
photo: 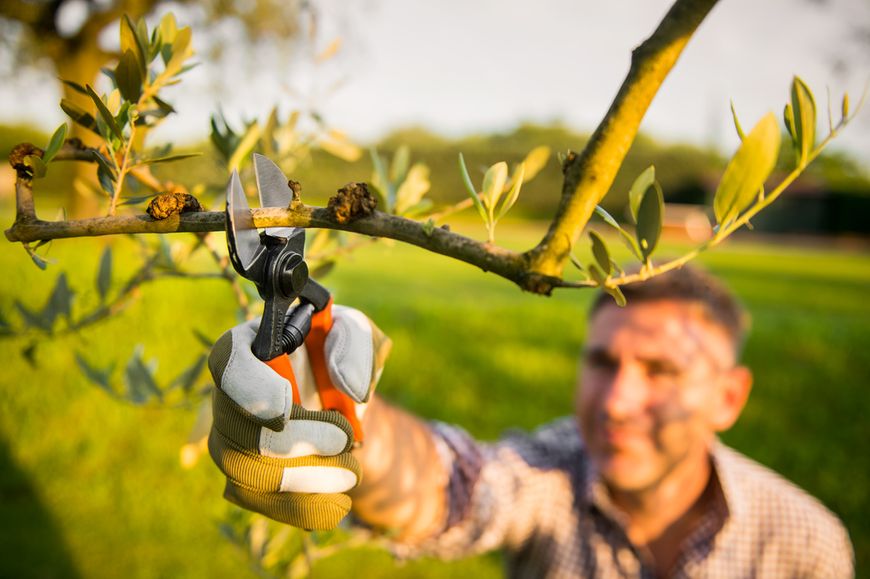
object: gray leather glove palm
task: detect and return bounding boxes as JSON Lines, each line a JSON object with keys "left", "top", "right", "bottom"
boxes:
{"left": 208, "top": 306, "right": 390, "bottom": 529}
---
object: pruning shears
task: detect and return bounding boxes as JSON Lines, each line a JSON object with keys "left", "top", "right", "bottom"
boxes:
{"left": 225, "top": 153, "right": 363, "bottom": 441}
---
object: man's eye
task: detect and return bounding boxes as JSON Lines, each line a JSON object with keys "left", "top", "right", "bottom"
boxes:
{"left": 585, "top": 352, "right": 617, "bottom": 371}
{"left": 647, "top": 362, "right": 681, "bottom": 378}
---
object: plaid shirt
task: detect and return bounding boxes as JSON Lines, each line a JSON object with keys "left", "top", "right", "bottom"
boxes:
{"left": 397, "top": 418, "right": 853, "bottom": 578}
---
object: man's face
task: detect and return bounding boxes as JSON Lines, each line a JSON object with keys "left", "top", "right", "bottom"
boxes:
{"left": 576, "top": 300, "right": 749, "bottom": 494}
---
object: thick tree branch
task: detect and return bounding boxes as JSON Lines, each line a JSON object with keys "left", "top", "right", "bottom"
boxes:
{"left": 4, "top": 205, "right": 553, "bottom": 291}
{"left": 525, "top": 0, "right": 719, "bottom": 287}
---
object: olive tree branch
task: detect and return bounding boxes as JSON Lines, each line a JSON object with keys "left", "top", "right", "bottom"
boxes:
{"left": 524, "top": 0, "right": 719, "bottom": 289}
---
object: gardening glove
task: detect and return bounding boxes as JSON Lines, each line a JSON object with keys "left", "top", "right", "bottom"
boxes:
{"left": 208, "top": 305, "right": 391, "bottom": 530}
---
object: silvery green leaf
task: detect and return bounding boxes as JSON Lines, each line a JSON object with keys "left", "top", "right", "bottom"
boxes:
{"left": 395, "top": 164, "right": 430, "bottom": 215}
{"left": 636, "top": 182, "right": 664, "bottom": 262}
{"left": 496, "top": 163, "right": 524, "bottom": 221}
{"left": 115, "top": 50, "right": 143, "bottom": 102}
{"left": 120, "top": 15, "right": 146, "bottom": 76}
{"left": 589, "top": 230, "right": 611, "bottom": 275}
{"left": 43, "top": 124, "right": 67, "bottom": 164}
{"left": 192, "top": 329, "right": 213, "bottom": 349}
{"left": 458, "top": 153, "right": 487, "bottom": 224}
{"left": 481, "top": 162, "right": 508, "bottom": 210}
{"left": 171, "top": 354, "right": 207, "bottom": 394}
{"left": 783, "top": 103, "right": 797, "bottom": 146}
{"left": 520, "top": 146, "right": 550, "bottom": 182}
{"left": 96, "top": 246, "right": 112, "bottom": 302}
{"left": 369, "top": 148, "right": 393, "bottom": 212}
{"left": 76, "top": 352, "right": 116, "bottom": 396}
{"left": 389, "top": 145, "right": 410, "bottom": 185}
{"left": 159, "top": 12, "right": 178, "bottom": 50}
{"left": 730, "top": 100, "right": 745, "bottom": 141}
{"left": 136, "top": 152, "right": 201, "bottom": 166}
{"left": 28, "top": 252, "right": 48, "bottom": 270}
{"left": 124, "top": 345, "right": 162, "bottom": 404}
{"left": 25, "top": 155, "right": 47, "bottom": 179}
{"left": 791, "top": 76, "right": 816, "bottom": 166}
{"left": 61, "top": 79, "right": 88, "bottom": 95}
{"left": 163, "top": 26, "right": 192, "bottom": 78}
{"left": 713, "top": 112, "right": 780, "bottom": 226}
{"left": 628, "top": 165, "right": 656, "bottom": 223}
{"left": 86, "top": 85, "right": 123, "bottom": 140}
{"left": 227, "top": 122, "right": 260, "bottom": 172}
{"left": 97, "top": 165, "right": 115, "bottom": 197}
{"left": 593, "top": 205, "right": 642, "bottom": 260}
{"left": 44, "top": 272, "right": 73, "bottom": 325}
{"left": 60, "top": 99, "right": 98, "bottom": 133}
{"left": 15, "top": 301, "right": 51, "bottom": 331}
{"left": 0, "top": 308, "right": 11, "bottom": 335}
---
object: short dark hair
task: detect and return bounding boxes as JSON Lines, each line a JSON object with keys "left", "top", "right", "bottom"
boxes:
{"left": 589, "top": 264, "right": 750, "bottom": 351}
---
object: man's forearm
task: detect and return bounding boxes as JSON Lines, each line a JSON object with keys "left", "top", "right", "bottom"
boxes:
{"left": 350, "top": 397, "right": 449, "bottom": 541}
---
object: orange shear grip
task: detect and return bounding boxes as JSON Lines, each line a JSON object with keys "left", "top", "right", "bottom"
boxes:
{"left": 265, "top": 354, "right": 301, "bottom": 405}
{"left": 306, "top": 298, "right": 365, "bottom": 443}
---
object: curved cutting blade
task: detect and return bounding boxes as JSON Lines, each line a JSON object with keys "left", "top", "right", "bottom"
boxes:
{"left": 226, "top": 169, "right": 262, "bottom": 276}
{"left": 254, "top": 153, "right": 297, "bottom": 239}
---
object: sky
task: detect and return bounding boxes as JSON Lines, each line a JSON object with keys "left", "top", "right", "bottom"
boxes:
{"left": 2, "top": 0, "right": 869, "bottom": 163}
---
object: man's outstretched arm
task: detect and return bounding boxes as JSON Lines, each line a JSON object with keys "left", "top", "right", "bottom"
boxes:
{"left": 351, "top": 397, "right": 450, "bottom": 542}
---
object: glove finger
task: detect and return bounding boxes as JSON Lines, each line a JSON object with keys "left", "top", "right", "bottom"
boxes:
{"left": 209, "top": 321, "right": 291, "bottom": 429}
{"left": 223, "top": 481, "right": 351, "bottom": 530}
{"left": 209, "top": 427, "right": 361, "bottom": 493}
{"left": 213, "top": 387, "right": 354, "bottom": 457}
{"left": 326, "top": 306, "right": 392, "bottom": 403}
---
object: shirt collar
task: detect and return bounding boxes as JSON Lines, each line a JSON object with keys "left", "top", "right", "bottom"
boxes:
{"left": 577, "top": 439, "right": 742, "bottom": 527}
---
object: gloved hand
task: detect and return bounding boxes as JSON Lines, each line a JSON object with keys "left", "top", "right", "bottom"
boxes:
{"left": 208, "top": 305, "right": 391, "bottom": 530}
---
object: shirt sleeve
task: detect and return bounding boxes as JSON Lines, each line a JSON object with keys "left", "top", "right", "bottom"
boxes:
{"left": 392, "top": 419, "right": 582, "bottom": 560}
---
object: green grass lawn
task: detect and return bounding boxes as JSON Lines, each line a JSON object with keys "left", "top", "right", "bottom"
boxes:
{"left": 1, "top": 218, "right": 868, "bottom": 577}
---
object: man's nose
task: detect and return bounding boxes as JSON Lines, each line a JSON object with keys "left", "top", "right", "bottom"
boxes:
{"left": 601, "top": 364, "right": 647, "bottom": 420}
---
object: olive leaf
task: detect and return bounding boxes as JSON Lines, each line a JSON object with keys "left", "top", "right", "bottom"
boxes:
{"left": 226, "top": 122, "right": 261, "bottom": 172}
{"left": 589, "top": 230, "right": 611, "bottom": 275}
{"left": 636, "top": 182, "right": 664, "bottom": 263}
{"left": 86, "top": 85, "right": 123, "bottom": 140}
{"left": 790, "top": 76, "right": 816, "bottom": 166}
{"left": 480, "top": 162, "right": 508, "bottom": 211}
{"left": 594, "top": 205, "right": 642, "bottom": 260}
{"left": 390, "top": 145, "right": 410, "bottom": 185}
{"left": 43, "top": 124, "right": 68, "bottom": 164}
{"left": 170, "top": 354, "right": 207, "bottom": 394}
{"left": 115, "top": 49, "right": 143, "bottom": 102}
{"left": 120, "top": 15, "right": 147, "bottom": 77}
{"left": 458, "top": 153, "right": 487, "bottom": 224}
{"left": 395, "top": 164, "right": 431, "bottom": 215}
{"left": 76, "top": 353, "right": 117, "bottom": 397}
{"left": 628, "top": 165, "right": 656, "bottom": 223}
{"left": 124, "top": 345, "right": 163, "bottom": 404}
{"left": 730, "top": 100, "right": 745, "bottom": 141}
{"left": 713, "top": 112, "right": 781, "bottom": 227}
{"left": 96, "top": 246, "right": 113, "bottom": 302}
{"left": 519, "top": 146, "right": 550, "bottom": 182}
{"left": 60, "top": 99, "right": 98, "bottom": 133}
{"left": 496, "top": 163, "right": 524, "bottom": 221}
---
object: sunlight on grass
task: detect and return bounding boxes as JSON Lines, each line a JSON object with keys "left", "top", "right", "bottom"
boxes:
{"left": 1, "top": 222, "right": 868, "bottom": 577}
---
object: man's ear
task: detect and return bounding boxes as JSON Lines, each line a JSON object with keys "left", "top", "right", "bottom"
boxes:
{"left": 710, "top": 366, "right": 753, "bottom": 432}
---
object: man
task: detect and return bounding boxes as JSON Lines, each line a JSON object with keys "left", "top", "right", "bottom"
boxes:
{"left": 208, "top": 265, "right": 854, "bottom": 577}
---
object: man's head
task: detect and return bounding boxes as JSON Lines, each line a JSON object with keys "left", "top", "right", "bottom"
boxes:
{"left": 576, "top": 265, "right": 753, "bottom": 494}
